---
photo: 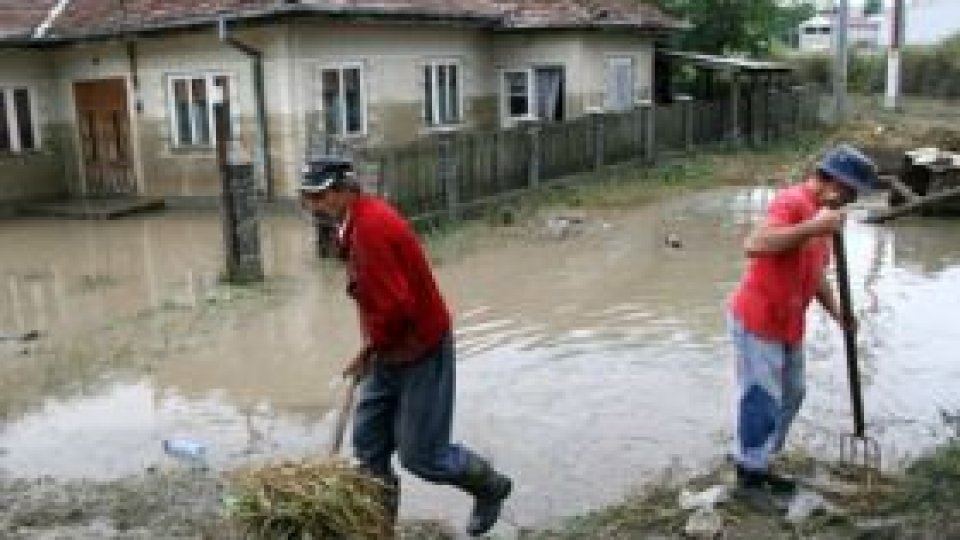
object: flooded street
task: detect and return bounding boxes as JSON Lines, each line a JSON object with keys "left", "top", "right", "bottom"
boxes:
{"left": 1, "top": 188, "right": 959, "bottom": 530}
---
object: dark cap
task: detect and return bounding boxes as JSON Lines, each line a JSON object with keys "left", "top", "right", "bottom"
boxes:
{"left": 816, "top": 144, "right": 880, "bottom": 193}
{"left": 298, "top": 156, "right": 354, "bottom": 194}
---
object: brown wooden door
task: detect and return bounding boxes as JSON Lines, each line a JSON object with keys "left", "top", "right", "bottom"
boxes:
{"left": 74, "top": 79, "right": 135, "bottom": 196}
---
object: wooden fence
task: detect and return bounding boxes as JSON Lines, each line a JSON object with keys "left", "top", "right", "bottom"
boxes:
{"left": 342, "top": 87, "right": 819, "bottom": 221}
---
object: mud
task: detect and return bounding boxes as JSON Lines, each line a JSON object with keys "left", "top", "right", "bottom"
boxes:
{"left": 0, "top": 183, "right": 959, "bottom": 537}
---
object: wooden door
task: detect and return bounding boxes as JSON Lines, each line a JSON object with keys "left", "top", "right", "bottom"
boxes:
{"left": 74, "top": 79, "right": 135, "bottom": 196}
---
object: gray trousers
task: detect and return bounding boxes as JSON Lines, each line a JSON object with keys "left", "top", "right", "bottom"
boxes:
{"left": 352, "top": 333, "right": 474, "bottom": 485}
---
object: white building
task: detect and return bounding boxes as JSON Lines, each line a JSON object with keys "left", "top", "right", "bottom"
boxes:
{"left": 799, "top": 12, "right": 883, "bottom": 52}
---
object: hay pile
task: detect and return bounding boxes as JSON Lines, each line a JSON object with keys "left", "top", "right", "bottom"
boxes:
{"left": 225, "top": 458, "right": 391, "bottom": 539}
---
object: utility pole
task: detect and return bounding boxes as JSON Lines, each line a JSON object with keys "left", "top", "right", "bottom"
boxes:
{"left": 832, "top": 0, "right": 850, "bottom": 123}
{"left": 885, "top": 0, "right": 905, "bottom": 110}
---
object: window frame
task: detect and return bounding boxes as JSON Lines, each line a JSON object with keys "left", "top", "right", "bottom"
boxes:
{"left": 423, "top": 59, "right": 464, "bottom": 128}
{"left": 319, "top": 62, "right": 368, "bottom": 138}
{"left": 0, "top": 86, "right": 39, "bottom": 153}
{"left": 502, "top": 68, "right": 535, "bottom": 122}
{"left": 166, "top": 73, "right": 232, "bottom": 148}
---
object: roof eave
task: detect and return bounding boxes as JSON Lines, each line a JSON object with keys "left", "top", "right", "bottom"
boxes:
{"left": 43, "top": 4, "right": 503, "bottom": 42}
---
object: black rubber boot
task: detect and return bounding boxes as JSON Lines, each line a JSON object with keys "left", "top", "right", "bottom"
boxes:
{"left": 458, "top": 455, "right": 513, "bottom": 537}
{"left": 382, "top": 476, "right": 400, "bottom": 526}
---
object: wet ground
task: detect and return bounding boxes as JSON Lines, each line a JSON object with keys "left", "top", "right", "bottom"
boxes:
{"left": 1, "top": 187, "right": 959, "bottom": 535}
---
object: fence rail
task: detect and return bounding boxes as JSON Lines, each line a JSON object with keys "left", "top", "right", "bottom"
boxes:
{"left": 339, "top": 88, "right": 819, "bottom": 222}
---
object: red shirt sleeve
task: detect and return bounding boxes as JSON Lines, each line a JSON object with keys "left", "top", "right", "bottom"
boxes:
{"left": 349, "top": 213, "right": 417, "bottom": 351}
{"left": 765, "top": 191, "right": 803, "bottom": 227}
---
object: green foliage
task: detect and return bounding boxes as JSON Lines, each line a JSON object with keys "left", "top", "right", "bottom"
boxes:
{"left": 786, "top": 32, "right": 960, "bottom": 99}
{"left": 651, "top": 0, "right": 816, "bottom": 56}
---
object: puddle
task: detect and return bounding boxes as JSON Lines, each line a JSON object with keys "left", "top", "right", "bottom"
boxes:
{"left": 0, "top": 189, "right": 958, "bottom": 528}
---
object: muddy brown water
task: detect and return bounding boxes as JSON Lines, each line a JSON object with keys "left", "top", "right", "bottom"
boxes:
{"left": 0, "top": 188, "right": 958, "bottom": 531}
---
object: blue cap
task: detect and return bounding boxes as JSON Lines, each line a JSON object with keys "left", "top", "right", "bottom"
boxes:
{"left": 816, "top": 144, "right": 880, "bottom": 193}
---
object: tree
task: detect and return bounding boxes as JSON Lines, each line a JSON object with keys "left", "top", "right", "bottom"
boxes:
{"left": 650, "top": 0, "right": 816, "bottom": 56}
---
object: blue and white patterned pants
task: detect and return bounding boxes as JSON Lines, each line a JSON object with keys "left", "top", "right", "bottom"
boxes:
{"left": 729, "top": 313, "right": 806, "bottom": 472}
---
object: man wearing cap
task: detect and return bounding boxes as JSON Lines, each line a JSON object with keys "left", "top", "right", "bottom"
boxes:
{"left": 298, "top": 160, "right": 512, "bottom": 537}
{"left": 727, "top": 144, "right": 879, "bottom": 501}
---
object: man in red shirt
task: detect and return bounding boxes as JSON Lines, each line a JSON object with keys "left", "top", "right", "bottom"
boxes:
{"left": 728, "top": 145, "right": 879, "bottom": 500}
{"left": 299, "top": 163, "right": 512, "bottom": 536}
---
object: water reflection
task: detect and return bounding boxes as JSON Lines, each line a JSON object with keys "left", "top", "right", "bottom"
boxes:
{"left": 0, "top": 190, "right": 958, "bottom": 528}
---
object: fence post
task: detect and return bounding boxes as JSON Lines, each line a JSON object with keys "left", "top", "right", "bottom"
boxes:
{"left": 640, "top": 99, "right": 656, "bottom": 164}
{"left": 729, "top": 75, "right": 742, "bottom": 147}
{"left": 676, "top": 95, "right": 694, "bottom": 151}
{"left": 522, "top": 120, "right": 542, "bottom": 189}
{"left": 752, "top": 80, "right": 764, "bottom": 147}
{"left": 588, "top": 108, "right": 605, "bottom": 170}
{"left": 437, "top": 132, "right": 460, "bottom": 222}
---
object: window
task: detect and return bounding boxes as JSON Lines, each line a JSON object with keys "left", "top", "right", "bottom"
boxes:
{"left": 605, "top": 57, "right": 635, "bottom": 112}
{"left": 504, "top": 70, "right": 532, "bottom": 120}
{"left": 321, "top": 65, "right": 365, "bottom": 136}
{"left": 502, "top": 67, "right": 565, "bottom": 124}
{"left": 0, "top": 87, "right": 38, "bottom": 153}
{"left": 167, "top": 74, "right": 231, "bottom": 147}
{"left": 423, "top": 61, "right": 461, "bottom": 127}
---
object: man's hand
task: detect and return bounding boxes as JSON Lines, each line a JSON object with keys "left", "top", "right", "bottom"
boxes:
{"left": 807, "top": 207, "right": 847, "bottom": 236}
{"left": 343, "top": 347, "right": 374, "bottom": 378}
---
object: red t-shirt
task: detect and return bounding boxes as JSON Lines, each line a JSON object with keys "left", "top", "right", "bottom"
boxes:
{"left": 729, "top": 183, "right": 830, "bottom": 345}
{"left": 340, "top": 195, "right": 451, "bottom": 365}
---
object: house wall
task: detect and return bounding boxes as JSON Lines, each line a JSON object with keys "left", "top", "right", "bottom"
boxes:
{"left": 493, "top": 32, "right": 587, "bottom": 123}
{"left": 0, "top": 49, "right": 70, "bottom": 212}
{"left": 580, "top": 32, "right": 655, "bottom": 109}
{"left": 35, "top": 21, "right": 658, "bottom": 201}
{"left": 284, "top": 21, "right": 496, "bottom": 196}
{"left": 53, "top": 31, "right": 263, "bottom": 199}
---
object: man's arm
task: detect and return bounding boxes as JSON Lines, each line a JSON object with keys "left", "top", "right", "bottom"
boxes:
{"left": 815, "top": 275, "right": 856, "bottom": 332}
{"left": 744, "top": 207, "right": 846, "bottom": 256}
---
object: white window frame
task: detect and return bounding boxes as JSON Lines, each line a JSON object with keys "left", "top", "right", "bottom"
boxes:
{"left": 423, "top": 59, "right": 463, "bottom": 128}
{"left": 0, "top": 86, "right": 40, "bottom": 153}
{"left": 604, "top": 56, "right": 636, "bottom": 112}
{"left": 502, "top": 68, "right": 535, "bottom": 123}
{"left": 166, "top": 73, "right": 231, "bottom": 148}
{"left": 319, "top": 62, "right": 368, "bottom": 138}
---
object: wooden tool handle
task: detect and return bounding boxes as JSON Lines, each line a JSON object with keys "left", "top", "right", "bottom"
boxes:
{"left": 832, "top": 230, "right": 866, "bottom": 437}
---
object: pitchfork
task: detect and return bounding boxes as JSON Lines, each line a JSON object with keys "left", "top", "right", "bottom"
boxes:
{"left": 832, "top": 229, "right": 882, "bottom": 477}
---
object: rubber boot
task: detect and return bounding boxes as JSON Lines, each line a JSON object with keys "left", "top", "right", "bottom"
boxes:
{"left": 458, "top": 455, "right": 512, "bottom": 537}
{"left": 382, "top": 475, "right": 400, "bottom": 526}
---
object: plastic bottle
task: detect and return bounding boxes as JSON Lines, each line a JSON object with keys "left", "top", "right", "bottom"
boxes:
{"left": 162, "top": 438, "right": 207, "bottom": 467}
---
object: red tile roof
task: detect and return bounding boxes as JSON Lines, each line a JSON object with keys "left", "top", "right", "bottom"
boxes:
{"left": 0, "top": 0, "right": 60, "bottom": 39}
{"left": 1, "top": 0, "right": 680, "bottom": 41}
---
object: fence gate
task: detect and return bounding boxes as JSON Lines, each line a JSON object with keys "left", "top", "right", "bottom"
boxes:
{"left": 73, "top": 79, "right": 136, "bottom": 196}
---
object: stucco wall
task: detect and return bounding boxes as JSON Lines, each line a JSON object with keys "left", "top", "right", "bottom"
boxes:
{"left": 24, "top": 21, "right": 657, "bottom": 201}
{"left": 0, "top": 49, "right": 71, "bottom": 210}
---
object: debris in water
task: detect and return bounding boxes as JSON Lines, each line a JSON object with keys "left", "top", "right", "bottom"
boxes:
{"left": 679, "top": 484, "right": 730, "bottom": 511}
{"left": 162, "top": 438, "right": 207, "bottom": 469}
{"left": 683, "top": 507, "right": 724, "bottom": 538}
{"left": 665, "top": 232, "right": 682, "bottom": 249}
{"left": 785, "top": 489, "right": 832, "bottom": 524}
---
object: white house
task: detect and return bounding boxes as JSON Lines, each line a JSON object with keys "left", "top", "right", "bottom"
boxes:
{"left": 0, "top": 0, "right": 681, "bottom": 208}
{"left": 799, "top": 12, "right": 883, "bottom": 52}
